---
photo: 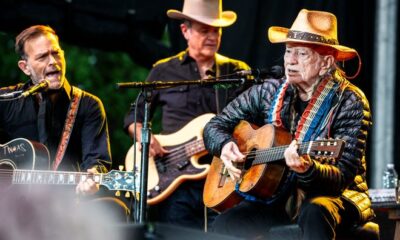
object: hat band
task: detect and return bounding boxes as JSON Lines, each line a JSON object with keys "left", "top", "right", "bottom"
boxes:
{"left": 287, "top": 30, "right": 338, "bottom": 45}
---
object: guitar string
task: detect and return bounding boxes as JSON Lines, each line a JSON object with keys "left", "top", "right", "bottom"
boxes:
{"left": 0, "top": 170, "right": 136, "bottom": 191}
{"left": 0, "top": 170, "right": 95, "bottom": 183}
{"left": 153, "top": 139, "right": 205, "bottom": 168}
{"left": 0, "top": 141, "right": 338, "bottom": 180}
{"left": 157, "top": 140, "right": 293, "bottom": 167}
{"left": 0, "top": 142, "right": 338, "bottom": 180}
{"left": 0, "top": 170, "right": 93, "bottom": 176}
{"left": 155, "top": 141, "right": 339, "bottom": 169}
{"left": 159, "top": 141, "right": 339, "bottom": 168}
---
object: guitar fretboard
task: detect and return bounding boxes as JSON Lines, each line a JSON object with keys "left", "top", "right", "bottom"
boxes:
{"left": 12, "top": 170, "right": 101, "bottom": 185}
{"left": 252, "top": 139, "right": 344, "bottom": 166}
{"left": 253, "top": 142, "right": 312, "bottom": 165}
{"left": 184, "top": 139, "right": 206, "bottom": 156}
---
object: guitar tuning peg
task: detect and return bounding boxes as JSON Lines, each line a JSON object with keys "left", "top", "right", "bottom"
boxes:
{"left": 115, "top": 190, "right": 121, "bottom": 197}
{"left": 125, "top": 191, "right": 131, "bottom": 198}
{"left": 119, "top": 165, "right": 124, "bottom": 171}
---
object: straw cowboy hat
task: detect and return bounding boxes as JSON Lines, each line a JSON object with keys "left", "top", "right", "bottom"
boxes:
{"left": 268, "top": 9, "right": 358, "bottom": 61}
{"left": 167, "top": 0, "right": 237, "bottom": 27}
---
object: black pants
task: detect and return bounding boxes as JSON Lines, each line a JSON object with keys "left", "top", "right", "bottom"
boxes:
{"left": 212, "top": 196, "right": 358, "bottom": 240}
{"left": 149, "top": 180, "right": 217, "bottom": 230}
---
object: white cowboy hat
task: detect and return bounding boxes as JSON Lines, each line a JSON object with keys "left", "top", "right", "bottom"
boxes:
{"left": 167, "top": 0, "right": 237, "bottom": 27}
{"left": 268, "top": 9, "right": 358, "bottom": 61}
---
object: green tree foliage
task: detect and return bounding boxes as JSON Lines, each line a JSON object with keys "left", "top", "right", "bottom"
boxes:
{"left": 0, "top": 31, "right": 161, "bottom": 169}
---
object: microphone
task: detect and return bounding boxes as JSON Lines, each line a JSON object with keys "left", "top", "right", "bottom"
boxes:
{"left": 0, "top": 90, "right": 23, "bottom": 99}
{"left": 21, "top": 80, "right": 50, "bottom": 98}
{"left": 236, "top": 65, "right": 284, "bottom": 79}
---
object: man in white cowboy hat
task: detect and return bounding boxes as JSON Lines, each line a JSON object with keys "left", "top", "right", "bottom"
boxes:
{"left": 124, "top": 0, "right": 250, "bottom": 229}
{"left": 203, "top": 9, "right": 378, "bottom": 239}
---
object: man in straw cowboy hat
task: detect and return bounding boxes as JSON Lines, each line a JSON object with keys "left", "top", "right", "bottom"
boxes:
{"left": 124, "top": 0, "right": 250, "bottom": 229}
{"left": 203, "top": 9, "right": 378, "bottom": 239}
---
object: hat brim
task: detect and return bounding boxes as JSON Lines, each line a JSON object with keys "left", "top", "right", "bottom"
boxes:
{"left": 268, "top": 26, "right": 358, "bottom": 61}
{"left": 167, "top": 9, "right": 236, "bottom": 27}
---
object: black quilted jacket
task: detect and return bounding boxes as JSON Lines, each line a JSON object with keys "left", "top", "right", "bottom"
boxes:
{"left": 203, "top": 77, "right": 374, "bottom": 222}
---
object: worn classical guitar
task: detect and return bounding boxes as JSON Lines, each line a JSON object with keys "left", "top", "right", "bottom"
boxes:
{"left": 0, "top": 138, "right": 139, "bottom": 191}
{"left": 203, "top": 121, "right": 345, "bottom": 213}
{"left": 125, "top": 113, "right": 215, "bottom": 205}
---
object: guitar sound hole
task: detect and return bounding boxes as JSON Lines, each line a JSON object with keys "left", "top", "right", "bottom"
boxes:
{"left": 244, "top": 149, "right": 257, "bottom": 170}
{"left": 0, "top": 161, "right": 15, "bottom": 190}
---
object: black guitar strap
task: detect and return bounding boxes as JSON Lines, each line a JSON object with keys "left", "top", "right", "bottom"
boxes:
{"left": 215, "top": 54, "right": 230, "bottom": 113}
{"left": 37, "top": 94, "right": 48, "bottom": 144}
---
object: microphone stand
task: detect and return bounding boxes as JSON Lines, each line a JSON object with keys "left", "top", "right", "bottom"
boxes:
{"left": 117, "top": 75, "right": 260, "bottom": 223}
{"left": 137, "top": 88, "right": 152, "bottom": 223}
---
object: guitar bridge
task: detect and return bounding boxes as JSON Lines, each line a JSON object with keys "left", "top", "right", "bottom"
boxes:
{"left": 221, "top": 166, "right": 228, "bottom": 176}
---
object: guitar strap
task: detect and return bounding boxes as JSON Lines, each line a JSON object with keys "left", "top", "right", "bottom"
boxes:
{"left": 293, "top": 76, "right": 341, "bottom": 141}
{"left": 52, "top": 86, "right": 83, "bottom": 170}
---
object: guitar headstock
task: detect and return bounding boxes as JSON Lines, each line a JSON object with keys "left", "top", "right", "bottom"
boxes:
{"left": 308, "top": 139, "right": 345, "bottom": 163}
{"left": 101, "top": 170, "right": 140, "bottom": 191}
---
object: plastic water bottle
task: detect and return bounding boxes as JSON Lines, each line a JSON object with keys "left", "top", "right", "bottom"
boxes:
{"left": 382, "top": 163, "right": 398, "bottom": 189}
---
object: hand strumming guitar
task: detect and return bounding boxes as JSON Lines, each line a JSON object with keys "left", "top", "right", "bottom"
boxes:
{"left": 220, "top": 141, "right": 245, "bottom": 180}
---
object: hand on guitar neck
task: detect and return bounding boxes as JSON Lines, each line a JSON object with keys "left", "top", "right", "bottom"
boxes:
{"left": 128, "top": 122, "right": 169, "bottom": 157}
{"left": 284, "top": 140, "right": 313, "bottom": 173}
{"left": 75, "top": 167, "right": 100, "bottom": 195}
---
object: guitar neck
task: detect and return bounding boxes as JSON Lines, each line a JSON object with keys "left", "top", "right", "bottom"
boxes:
{"left": 184, "top": 139, "right": 206, "bottom": 156}
{"left": 11, "top": 169, "right": 138, "bottom": 191}
{"left": 12, "top": 169, "right": 102, "bottom": 186}
{"left": 253, "top": 142, "right": 312, "bottom": 165}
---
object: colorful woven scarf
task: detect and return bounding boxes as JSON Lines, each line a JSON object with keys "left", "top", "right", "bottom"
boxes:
{"left": 294, "top": 77, "right": 339, "bottom": 142}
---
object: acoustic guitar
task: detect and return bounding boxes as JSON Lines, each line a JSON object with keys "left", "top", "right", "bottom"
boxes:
{"left": 125, "top": 113, "right": 215, "bottom": 205}
{"left": 0, "top": 138, "right": 139, "bottom": 192}
{"left": 203, "top": 121, "right": 345, "bottom": 213}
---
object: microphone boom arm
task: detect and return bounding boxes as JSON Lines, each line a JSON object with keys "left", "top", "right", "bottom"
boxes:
{"left": 116, "top": 77, "right": 269, "bottom": 90}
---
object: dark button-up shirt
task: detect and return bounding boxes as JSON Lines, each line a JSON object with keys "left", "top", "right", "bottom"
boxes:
{"left": 0, "top": 79, "right": 111, "bottom": 172}
{"left": 124, "top": 50, "right": 251, "bottom": 134}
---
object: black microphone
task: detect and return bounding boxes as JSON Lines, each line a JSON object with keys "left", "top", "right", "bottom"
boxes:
{"left": 236, "top": 66, "right": 284, "bottom": 79}
{"left": 21, "top": 80, "right": 50, "bottom": 98}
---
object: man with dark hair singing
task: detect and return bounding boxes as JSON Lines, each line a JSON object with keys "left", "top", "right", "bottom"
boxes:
{"left": 0, "top": 25, "right": 112, "bottom": 195}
